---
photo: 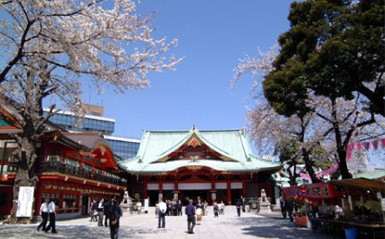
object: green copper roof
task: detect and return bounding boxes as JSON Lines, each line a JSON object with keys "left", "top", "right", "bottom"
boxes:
{"left": 119, "top": 127, "right": 281, "bottom": 174}
{"left": 354, "top": 170, "right": 385, "bottom": 180}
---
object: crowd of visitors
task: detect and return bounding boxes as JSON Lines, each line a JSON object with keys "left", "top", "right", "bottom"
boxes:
{"left": 37, "top": 196, "right": 245, "bottom": 237}
{"left": 153, "top": 197, "right": 238, "bottom": 234}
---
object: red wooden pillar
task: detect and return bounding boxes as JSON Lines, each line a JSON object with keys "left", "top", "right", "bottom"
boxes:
{"left": 76, "top": 191, "right": 80, "bottom": 208}
{"left": 159, "top": 176, "right": 163, "bottom": 200}
{"left": 174, "top": 173, "right": 179, "bottom": 192}
{"left": 242, "top": 179, "right": 247, "bottom": 198}
{"left": 210, "top": 177, "right": 215, "bottom": 197}
{"left": 226, "top": 179, "right": 231, "bottom": 204}
{"left": 172, "top": 182, "right": 178, "bottom": 200}
{"left": 59, "top": 191, "right": 64, "bottom": 212}
{"left": 143, "top": 181, "right": 148, "bottom": 198}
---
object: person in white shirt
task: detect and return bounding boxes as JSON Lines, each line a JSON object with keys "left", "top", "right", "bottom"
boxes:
{"left": 98, "top": 198, "right": 104, "bottom": 226}
{"left": 158, "top": 199, "right": 167, "bottom": 228}
{"left": 44, "top": 198, "right": 57, "bottom": 233}
{"left": 220, "top": 201, "right": 225, "bottom": 215}
{"left": 37, "top": 198, "right": 49, "bottom": 231}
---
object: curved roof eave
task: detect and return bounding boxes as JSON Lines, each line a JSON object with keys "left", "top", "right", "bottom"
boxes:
{"left": 120, "top": 159, "right": 282, "bottom": 174}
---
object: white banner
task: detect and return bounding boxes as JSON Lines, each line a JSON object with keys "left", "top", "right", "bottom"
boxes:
{"left": 215, "top": 182, "right": 227, "bottom": 189}
{"left": 147, "top": 183, "right": 159, "bottom": 190}
{"left": 231, "top": 182, "right": 243, "bottom": 189}
{"left": 178, "top": 183, "right": 211, "bottom": 190}
{"left": 16, "top": 186, "right": 34, "bottom": 217}
{"left": 163, "top": 183, "right": 174, "bottom": 190}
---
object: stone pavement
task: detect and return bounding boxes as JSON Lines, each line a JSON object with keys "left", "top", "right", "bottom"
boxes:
{"left": 1, "top": 206, "right": 333, "bottom": 239}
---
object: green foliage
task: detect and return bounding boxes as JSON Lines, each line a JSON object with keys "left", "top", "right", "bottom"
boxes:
{"left": 264, "top": 0, "right": 385, "bottom": 116}
{"left": 310, "top": 145, "right": 333, "bottom": 170}
{"left": 275, "top": 138, "right": 303, "bottom": 165}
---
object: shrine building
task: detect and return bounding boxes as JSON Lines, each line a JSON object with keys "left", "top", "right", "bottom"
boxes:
{"left": 119, "top": 127, "right": 282, "bottom": 205}
{"left": 0, "top": 101, "right": 127, "bottom": 219}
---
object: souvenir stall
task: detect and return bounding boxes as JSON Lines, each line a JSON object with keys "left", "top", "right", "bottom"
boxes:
{"left": 312, "top": 178, "right": 385, "bottom": 239}
{"left": 281, "top": 185, "right": 311, "bottom": 227}
{"left": 305, "top": 182, "right": 342, "bottom": 217}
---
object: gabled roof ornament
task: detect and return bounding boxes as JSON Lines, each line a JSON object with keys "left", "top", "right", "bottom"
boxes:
{"left": 189, "top": 124, "right": 199, "bottom": 135}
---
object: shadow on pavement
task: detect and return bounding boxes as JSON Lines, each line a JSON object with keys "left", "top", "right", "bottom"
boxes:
{"left": 225, "top": 216, "right": 332, "bottom": 239}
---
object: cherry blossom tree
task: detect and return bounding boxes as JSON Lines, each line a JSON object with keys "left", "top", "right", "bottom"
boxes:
{"left": 232, "top": 45, "right": 385, "bottom": 184}
{"left": 0, "top": 0, "right": 182, "bottom": 222}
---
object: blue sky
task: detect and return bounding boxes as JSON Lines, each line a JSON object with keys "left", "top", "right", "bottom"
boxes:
{"left": 88, "top": 0, "right": 294, "bottom": 143}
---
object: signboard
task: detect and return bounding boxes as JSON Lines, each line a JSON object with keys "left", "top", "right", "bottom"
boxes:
{"left": 305, "top": 183, "right": 338, "bottom": 199}
{"left": 16, "top": 186, "right": 34, "bottom": 217}
{"left": 282, "top": 186, "right": 306, "bottom": 201}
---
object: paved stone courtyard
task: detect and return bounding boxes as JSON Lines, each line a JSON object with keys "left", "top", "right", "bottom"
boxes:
{"left": 1, "top": 206, "right": 333, "bottom": 239}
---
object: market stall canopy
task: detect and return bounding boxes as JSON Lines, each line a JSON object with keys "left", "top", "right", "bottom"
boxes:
{"left": 329, "top": 178, "right": 385, "bottom": 195}
{"left": 282, "top": 186, "right": 306, "bottom": 202}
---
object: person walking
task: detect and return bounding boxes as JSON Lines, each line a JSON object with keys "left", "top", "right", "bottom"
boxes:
{"left": 98, "top": 198, "right": 104, "bottom": 226}
{"left": 279, "top": 195, "right": 287, "bottom": 219}
{"left": 195, "top": 200, "right": 203, "bottom": 225}
{"left": 109, "top": 198, "right": 122, "bottom": 239}
{"left": 104, "top": 198, "right": 111, "bottom": 227}
{"left": 37, "top": 198, "right": 49, "bottom": 231}
{"left": 220, "top": 201, "right": 225, "bottom": 215}
{"left": 44, "top": 198, "right": 57, "bottom": 233}
{"left": 90, "top": 200, "right": 98, "bottom": 222}
{"left": 176, "top": 199, "right": 183, "bottom": 216}
{"left": 203, "top": 200, "right": 209, "bottom": 216}
{"left": 155, "top": 201, "right": 160, "bottom": 218}
{"left": 241, "top": 196, "right": 246, "bottom": 213}
{"left": 166, "top": 199, "right": 171, "bottom": 216}
{"left": 213, "top": 202, "right": 219, "bottom": 217}
{"left": 286, "top": 200, "right": 294, "bottom": 222}
{"left": 185, "top": 199, "right": 196, "bottom": 234}
{"left": 236, "top": 199, "right": 241, "bottom": 217}
{"left": 158, "top": 199, "right": 167, "bottom": 228}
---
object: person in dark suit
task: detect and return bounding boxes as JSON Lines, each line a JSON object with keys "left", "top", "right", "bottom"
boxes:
{"left": 236, "top": 199, "right": 241, "bottom": 217}
{"left": 176, "top": 200, "right": 183, "bottom": 216}
{"left": 104, "top": 198, "right": 111, "bottom": 227}
{"left": 286, "top": 200, "right": 294, "bottom": 222}
{"left": 185, "top": 199, "right": 196, "bottom": 234}
{"left": 109, "top": 198, "right": 122, "bottom": 239}
{"left": 279, "top": 195, "right": 287, "bottom": 219}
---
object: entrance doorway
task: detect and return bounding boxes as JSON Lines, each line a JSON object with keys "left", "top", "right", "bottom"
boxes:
{"left": 82, "top": 195, "right": 89, "bottom": 216}
{"left": 179, "top": 190, "right": 208, "bottom": 205}
{"left": 231, "top": 189, "right": 242, "bottom": 205}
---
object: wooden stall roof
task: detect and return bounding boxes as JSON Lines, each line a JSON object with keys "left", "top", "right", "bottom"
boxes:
{"left": 329, "top": 178, "right": 385, "bottom": 194}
